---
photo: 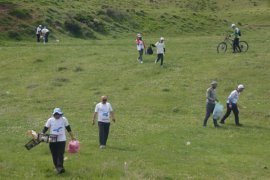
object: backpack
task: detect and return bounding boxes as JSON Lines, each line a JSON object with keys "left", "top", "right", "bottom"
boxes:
{"left": 146, "top": 46, "right": 153, "bottom": 55}
{"left": 238, "top": 29, "right": 241, "bottom": 36}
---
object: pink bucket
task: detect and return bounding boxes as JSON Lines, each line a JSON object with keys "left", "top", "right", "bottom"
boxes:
{"left": 67, "top": 140, "right": 80, "bottom": 153}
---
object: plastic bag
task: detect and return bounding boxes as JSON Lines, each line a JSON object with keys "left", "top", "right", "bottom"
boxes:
{"left": 213, "top": 103, "right": 224, "bottom": 120}
{"left": 67, "top": 140, "right": 80, "bottom": 153}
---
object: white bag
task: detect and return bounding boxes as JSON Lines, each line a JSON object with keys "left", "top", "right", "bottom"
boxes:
{"left": 213, "top": 103, "right": 224, "bottom": 120}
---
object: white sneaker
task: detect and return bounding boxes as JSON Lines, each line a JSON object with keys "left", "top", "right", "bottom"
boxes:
{"left": 100, "top": 145, "right": 106, "bottom": 149}
{"left": 140, "top": 61, "right": 143, "bottom": 63}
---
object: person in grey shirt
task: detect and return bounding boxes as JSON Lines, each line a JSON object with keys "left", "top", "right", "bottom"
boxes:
{"left": 203, "top": 81, "right": 220, "bottom": 128}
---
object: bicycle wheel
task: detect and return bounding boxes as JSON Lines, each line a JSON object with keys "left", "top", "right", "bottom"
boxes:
{"left": 217, "top": 42, "right": 227, "bottom": 53}
{"left": 239, "top": 41, "right": 248, "bottom": 52}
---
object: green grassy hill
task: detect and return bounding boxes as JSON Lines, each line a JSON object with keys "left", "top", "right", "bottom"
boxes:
{"left": 0, "top": 0, "right": 269, "bottom": 40}
{"left": 0, "top": 0, "right": 270, "bottom": 179}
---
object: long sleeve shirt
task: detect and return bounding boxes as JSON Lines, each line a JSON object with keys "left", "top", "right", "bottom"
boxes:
{"left": 206, "top": 87, "right": 217, "bottom": 104}
{"left": 227, "top": 90, "right": 240, "bottom": 104}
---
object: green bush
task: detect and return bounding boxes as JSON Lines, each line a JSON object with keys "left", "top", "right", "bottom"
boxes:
{"left": 7, "top": 31, "right": 22, "bottom": 40}
{"left": 64, "top": 20, "right": 83, "bottom": 37}
{"left": 9, "top": 9, "right": 32, "bottom": 19}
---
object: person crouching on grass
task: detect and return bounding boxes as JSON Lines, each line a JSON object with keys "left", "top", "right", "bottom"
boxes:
{"left": 42, "top": 108, "right": 76, "bottom": 174}
{"left": 92, "top": 96, "right": 116, "bottom": 149}
{"left": 220, "top": 84, "right": 245, "bottom": 126}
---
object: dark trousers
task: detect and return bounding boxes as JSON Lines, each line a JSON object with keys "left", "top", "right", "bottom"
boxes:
{"left": 220, "top": 103, "right": 240, "bottom": 125}
{"left": 138, "top": 49, "right": 144, "bottom": 61}
{"left": 156, "top": 54, "right": 164, "bottom": 65}
{"left": 203, "top": 103, "right": 218, "bottom": 126}
{"left": 36, "top": 34, "right": 40, "bottom": 42}
{"left": 233, "top": 38, "right": 241, "bottom": 52}
{"left": 98, "top": 122, "right": 110, "bottom": 146}
{"left": 44, "top": 32, "right": 49, "bottom": 43}
{"left": 49, "top": 141, "right": 66, "bottom": 170}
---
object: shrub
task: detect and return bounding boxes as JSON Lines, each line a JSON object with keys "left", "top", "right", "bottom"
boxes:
{"left": 8, "top": 31, "right": 22, "bottom": 40}
{"left": 64, "top": 20, "right": 83, "bottom": 37}
{"left": 9, "top": 9, "right": 32, "bottom": 19}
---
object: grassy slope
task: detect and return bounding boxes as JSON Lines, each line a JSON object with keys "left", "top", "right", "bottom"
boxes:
{"left": 0, "top": 0, "right": 270, "bottom": 180}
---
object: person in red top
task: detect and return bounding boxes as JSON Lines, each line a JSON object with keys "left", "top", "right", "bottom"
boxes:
{"left": 136, "top": 33, "right": 146, "bottom": 63}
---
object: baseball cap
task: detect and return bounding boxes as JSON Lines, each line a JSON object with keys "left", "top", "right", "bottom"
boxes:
{"left": 53, "top": 108, "right": 63, "bottom": 115}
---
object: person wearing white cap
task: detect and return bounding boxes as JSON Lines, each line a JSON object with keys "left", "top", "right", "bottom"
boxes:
{"left": 42, "top": 108, "right": 76, "bottom": 174}
{"left": 220, "top": 84, "right": 245, "bottom": 126}
{"left": 36, "top": 25, "right": 42, "bottom": 42}
{"left": 152, "top": 37, "right": 166, "bottom": 66}
{"left": 203, "top": 81, "right": 220, "bottom": 128}
{"left": 136, "top": 33, "right": 146, "bottom": 63}
{"left": 92, "top": 96, "right": 116, "bottom": 149}
{"left": 231, "top": 23, "right": 241, "bottom": 53}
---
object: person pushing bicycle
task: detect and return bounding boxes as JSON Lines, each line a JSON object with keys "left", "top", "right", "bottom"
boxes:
{"left": 231, "top": 24, "right": 241, "bottom": 53}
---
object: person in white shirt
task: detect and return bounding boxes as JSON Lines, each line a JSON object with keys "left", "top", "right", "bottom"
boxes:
{"left": 41, "top": 26, "right": 50, "bottom": 43}
{"left": 136, "top": 33, "right": 146, "bottom": 63}
{"left": 42, "top": 108, "right": 76, "bottom": 174}
{"left": 92, "top": 96, "right": 116, "bottom": 149}
{"left": 152, "top": 37, "right": 165, "bottom": 66}
{"left": 36, "top": 25, "right": 42, "bottom": 42}
{"left": 220, "top": 84, "right": 245, "bottom": 126}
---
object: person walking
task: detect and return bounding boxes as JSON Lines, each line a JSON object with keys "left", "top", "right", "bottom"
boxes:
{"left": 36, "top": 25, "right": 42, "bottom": 42}
{"left": 42, "top": 108, "right": 76, "bottom": 174}
{"left": 92, "top": 96, "right": 116, "bottom": 149}
{"left": 220, "top": 84, "right": 245, "bottom": 126}
{"left": 136, "top": 33, "right": 146, "bottom": 64}
{"left": 153, "top": 37, "right": 165, "bottom": 66}
{"left": 41, "top": 26, "right": 50, "bottom": 44}
{"left": 231, "top": 24, "right": 241, "bottom": 53}
{"left": 203, "top": 81, "right": 220, "bottom": 128}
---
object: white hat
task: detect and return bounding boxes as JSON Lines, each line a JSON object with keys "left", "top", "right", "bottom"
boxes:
{"left": 231, "top": 24, "right": 236, "bottom": 28}
{"left": 39, "top": 25, "right": 42, "bottom": 27}
{"left": 53, "top": 108, "right": 63, "bottom": 115}
{"left": 238, "top": 84, "right": 244, "bottom": 89}
{"left": 160, "top": 37, "right": 164, "bottom": 41}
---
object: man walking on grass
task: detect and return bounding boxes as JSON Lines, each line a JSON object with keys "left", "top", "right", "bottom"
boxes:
{"left": 220, "top": 84, "right": 245, "bottom": 126}
{"left": 203, "top": 81, "right": 220, "bottom": 128}
{"left": 92, "top": 96, "right": 116, "bottom": 149}
{"left": 152, "top": 37, "right": 165, "bottom": 67}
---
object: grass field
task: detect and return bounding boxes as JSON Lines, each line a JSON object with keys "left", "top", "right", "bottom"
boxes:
{"left": 1, "top": 0, "right": 270, "bottom": 180}
{"left": 1, "top": 28, "right": 270, "bottom": 179}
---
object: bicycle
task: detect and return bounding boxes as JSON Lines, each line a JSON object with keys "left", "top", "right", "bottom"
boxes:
{"left": 217, "top": 35, "right": 248, "bottom": 53}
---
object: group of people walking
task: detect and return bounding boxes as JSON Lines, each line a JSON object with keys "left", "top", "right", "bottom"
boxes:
{"left": 203, "top": 81, "right": 245, "bottom": 128}
{"left": 36, "top": 25, "right": 50, "bottom": 43}
{"left": 41, "top": 96, "right": 115, "bottom": 174}
{"left": 136, "top": 33, "right": 166, "bottom": 66}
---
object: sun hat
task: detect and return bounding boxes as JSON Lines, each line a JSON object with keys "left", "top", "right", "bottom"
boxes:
{"left": 53, "top": 108, "right": 63, "bottom": 115}
{"left": 238, "top": 84, "right": 245, "bottom": 89}
{"left": 211, "top": 81, "right": 218, "bottom": 85}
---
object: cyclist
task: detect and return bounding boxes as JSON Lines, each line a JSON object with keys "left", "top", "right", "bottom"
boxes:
{"left": 231, "top": 24, "right": 241, "bottom": 53}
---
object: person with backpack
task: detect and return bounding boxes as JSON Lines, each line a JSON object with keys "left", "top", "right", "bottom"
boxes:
{"left": 231, "top": 24, "right": 241, "bottom": 53}
{"left": 136, "top": 33, "right": 146, "bottom": 63}
{"left": 152, "top": 37, "right": 165, "bottom": 66}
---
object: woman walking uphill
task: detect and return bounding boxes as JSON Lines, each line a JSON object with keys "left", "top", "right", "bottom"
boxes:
{"left": 136, "top": 33, "right": 146, "bottom": 64}
{"left": 42, "top": 108, "right": 76, "bottom": 174}
{"left": 220, "top": 84, "right": 245, "bottom": 126}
